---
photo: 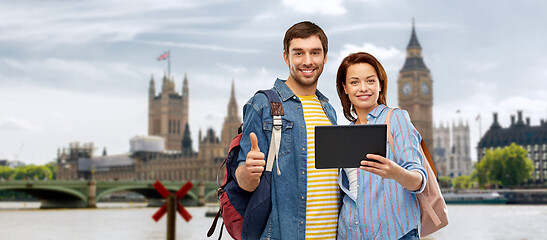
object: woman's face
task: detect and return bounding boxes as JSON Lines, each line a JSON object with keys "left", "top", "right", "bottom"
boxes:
{"left": 343, "top": 63, "right": 380, "bottom": 115}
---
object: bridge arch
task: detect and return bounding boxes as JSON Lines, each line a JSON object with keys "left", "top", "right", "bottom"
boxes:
{"left": 96, "top": 185, "right": 198, "bottom": 204}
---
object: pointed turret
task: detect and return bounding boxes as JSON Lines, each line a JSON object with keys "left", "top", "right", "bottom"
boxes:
{"left": 149, "top": 74, "right": 156, "bottom": 101}
{"left": 401, "top": 20, "right": 429, "bottom": 71}
{"left": 181, "top": 123, "right": 193, "bottom": 156}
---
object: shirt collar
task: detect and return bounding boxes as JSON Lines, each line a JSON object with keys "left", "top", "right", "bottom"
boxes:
{"left": 368, "top": 104, "right": 388, "bottom": 118}
{"left": 274, "top": 78, "right": 329, "bottom": 102}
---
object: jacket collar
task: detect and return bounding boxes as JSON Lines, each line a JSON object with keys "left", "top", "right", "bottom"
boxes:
{"left": 274, "top": 78, "right": 329, "bottom": 102}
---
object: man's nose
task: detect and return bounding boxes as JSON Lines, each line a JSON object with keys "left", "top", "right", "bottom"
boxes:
{"left": 303, "top": 53, "right": 313, "bottom": 66}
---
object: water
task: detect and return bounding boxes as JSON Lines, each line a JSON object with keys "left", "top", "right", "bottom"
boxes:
{"left": 1, "top": 202, "right": 546, "bottom": 240}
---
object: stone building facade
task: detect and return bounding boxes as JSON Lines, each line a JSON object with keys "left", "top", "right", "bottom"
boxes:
{"left": 433, "top": 120, "right": 473, "bottom": 178}
{"left": 56, "top": 74, "right": 241, "bottom": 182}
{"left": 477, "top": 111, "right": 547, "bottom": 187}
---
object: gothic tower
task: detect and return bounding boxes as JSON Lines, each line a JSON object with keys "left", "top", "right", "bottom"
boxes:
{"left": 452, "top": 120, "right": 472, "bottom": 176}
{"left": 148, "top": 73, "right": 189, "bottom": 151}
{"left": 221, "top": 80, "right": 242, "bottom": 154}
{"left": 398, "top": 20, "right": 434, "bottom": 149}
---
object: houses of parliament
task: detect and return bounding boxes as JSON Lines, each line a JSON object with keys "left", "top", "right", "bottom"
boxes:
{"left": 56, "top": 22, "right": 471, "bottom": 182}
{"left": 56, "top": 74, "right": 241, "bottom": 182}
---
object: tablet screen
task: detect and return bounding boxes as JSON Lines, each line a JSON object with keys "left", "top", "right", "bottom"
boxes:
{"left": 315, "top": 124, "right": 387, "bottom": 169}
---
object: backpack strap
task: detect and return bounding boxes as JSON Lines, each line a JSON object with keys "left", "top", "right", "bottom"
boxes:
{"left": 384, "top": 108, "right": 437, "bottom": 177}
{"left": 256, "top": 89, "right": 284, "bottom": 175}
{"left": 385, "top": 108, "right": 442, "bottom": 226}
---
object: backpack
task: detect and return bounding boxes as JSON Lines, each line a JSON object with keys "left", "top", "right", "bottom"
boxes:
{"left": 385, "top": 108, "right": 448, "bottom": 237}
{"left": 207, "top": 89, "right": 283, "bottom": 240}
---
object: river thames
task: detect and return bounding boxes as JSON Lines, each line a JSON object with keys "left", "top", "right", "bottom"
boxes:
{"left": 1, "top": 202, "right": 546, "bottom": 240}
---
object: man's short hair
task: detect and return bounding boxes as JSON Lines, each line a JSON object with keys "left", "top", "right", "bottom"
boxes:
{"left": 283, "top": 21, "right": 328, "bottom": 55}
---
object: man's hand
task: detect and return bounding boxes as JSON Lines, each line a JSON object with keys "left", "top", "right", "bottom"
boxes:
{"left": 236, "top": 132, "right": 265, "bottom": 192}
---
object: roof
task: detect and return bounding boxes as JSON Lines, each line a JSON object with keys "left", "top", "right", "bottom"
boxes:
{"left": 78, "top": 154, "right": 134, "bottom": 172}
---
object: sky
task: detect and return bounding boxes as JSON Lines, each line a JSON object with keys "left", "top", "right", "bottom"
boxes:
{"left": 1, "top": 0, "right": 546, "bottom": 166}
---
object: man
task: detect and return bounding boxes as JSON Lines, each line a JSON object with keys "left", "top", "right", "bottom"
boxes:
{"left": 236, "top": 21, "right": 339, "bottom": 239}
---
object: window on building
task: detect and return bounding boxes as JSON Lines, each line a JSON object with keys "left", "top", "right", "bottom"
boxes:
{"left": 535, "top": 154, "right": 539, "bottom": 160}
{"left": 535, "top": 162, "right": 540, "bottom": 169}
{"left": 527, "top": 145, "right": 532, "bottom": 151}
{"left": 535, "top": 144, "right": 539, "bottom": 151}
{"left": 543, "top": 153, "right": 547, "bottom": 161}
{"left": 543, "top": 144, "right": 547, "bottom": 152}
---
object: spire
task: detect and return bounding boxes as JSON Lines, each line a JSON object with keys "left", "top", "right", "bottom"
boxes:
{"left": 181, "top": 123, "right": 193, "bottom": 156}
{"left": 400, "top": 19, "right": 429, "bottom": 72}
{"left": 162, "top": 71, "right": 169, "bottom": 93}
{"left": 407, "top": 18, "right": 422, "bottom": 49}
{"left": 149, "top": 74, "right": 156, "bottom": 99}
{"left": 226, "top": 79, "right": 239, "bottom": 121}
{"left": 182, "top": 73, "right": 189, "bottom": 97}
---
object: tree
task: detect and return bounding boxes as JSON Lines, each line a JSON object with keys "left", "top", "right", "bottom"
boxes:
{"left": 11, "top": 165, "right": 52, "bottom": 180}
{"left": 0, "top": 166, "right": 15, "bottom": 180}
{"left": 452, "top": 175, "right": 472, "bottom": 190}
{"left": 45, "top": 162, "right": 57, "bottom": 180}
{"left": 438, "top": 176, "right": 452, "bottom": 189}
{"left": 474, "top": 143, "right": 533, "bottom": 188}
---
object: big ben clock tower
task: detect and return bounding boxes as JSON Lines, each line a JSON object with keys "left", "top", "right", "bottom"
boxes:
{"left": 398, "top": 20, "right": 433, "bottom": 149}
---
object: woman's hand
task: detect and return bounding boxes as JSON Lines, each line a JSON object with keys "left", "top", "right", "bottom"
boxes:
{"left": 360, "top": 154, "right": 423, "bottom": 192}
{"left": 359, "top": 154, "right": 403, "bottom": 180}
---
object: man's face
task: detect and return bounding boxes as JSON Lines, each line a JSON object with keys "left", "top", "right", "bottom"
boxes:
{"left": 283, "top": 35, "right": 327, "bottom": 89}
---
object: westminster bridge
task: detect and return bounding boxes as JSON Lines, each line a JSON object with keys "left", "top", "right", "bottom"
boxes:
{"left": 0, "top": 180, "right": 219, "bottom": 208}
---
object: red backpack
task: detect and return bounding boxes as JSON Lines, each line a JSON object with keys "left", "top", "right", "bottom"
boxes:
{"left": 207, "top": 89, "right": 283, "bottom": 240}
{"left": 385, "top": 108, "right": 449, "bottom": 237}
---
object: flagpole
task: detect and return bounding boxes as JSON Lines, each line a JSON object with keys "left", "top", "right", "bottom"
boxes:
{"left": 168, "top": 49, "right": 171, "bottom": 79}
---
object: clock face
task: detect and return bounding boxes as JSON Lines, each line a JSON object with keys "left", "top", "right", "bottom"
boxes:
{"left": 421, "top": 82, "right": 430, "bottom": 96}
{"left": 402, "top": 82, "right": 412, "bottom": 96}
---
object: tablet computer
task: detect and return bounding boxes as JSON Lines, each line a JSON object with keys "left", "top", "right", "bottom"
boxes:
{"left": 315, "top": 124, "right": 387, "bottom": 169}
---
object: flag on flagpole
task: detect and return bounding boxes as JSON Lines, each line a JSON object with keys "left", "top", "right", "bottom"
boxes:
{"left": 157, "top": 51, "right": 169, "bottom": 61}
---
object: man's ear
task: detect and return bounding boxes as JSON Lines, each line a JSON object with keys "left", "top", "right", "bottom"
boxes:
{"left": 283, "top": 51, "right": 290, "bottom": 67}
{"left": 324, "top": 53, "right": 328, "bottom": 64}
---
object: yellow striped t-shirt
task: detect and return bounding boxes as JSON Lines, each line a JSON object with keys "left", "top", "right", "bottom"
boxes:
{"left": 299, "top": 95, "right": 339, "bottom": 240}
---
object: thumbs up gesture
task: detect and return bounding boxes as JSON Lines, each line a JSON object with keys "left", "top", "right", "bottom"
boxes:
{"left": 245, "top": 132, "right": 266, "bottom": 179}
{"left": 236, "top": 132, "right": 265, "bottom": 192}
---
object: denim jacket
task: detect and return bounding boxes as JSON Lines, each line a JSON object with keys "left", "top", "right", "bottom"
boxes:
{"left": 237, "top": 78, "right": 337, "bottom": 239}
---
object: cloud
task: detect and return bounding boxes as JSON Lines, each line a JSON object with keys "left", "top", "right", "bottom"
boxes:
{"left": 0, "top": 117, "right": 41, "bottom": 131}
{"left": 328, "top": 22, "right": 459, "bottom": 35}
{"left": 464, "top": 61, "right": 499, "bottom": 72}
{"left": 281, "top": 0, "right": 346, "bottom": 15}
{"left": 0, "top": 57, "right": 153, "bottom": 94}
{"left": 141, "top": 40, "right": 262, "bottom": 54}
{"left": 328, "top": 43, "right": 404, "bottom": 74}
{"left": 0, "top": 0, "right": 238, "bottom": 47}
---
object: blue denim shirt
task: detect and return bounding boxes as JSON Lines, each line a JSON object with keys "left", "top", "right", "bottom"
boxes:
{"left": 237, "top": 78, "right": 337, "bottom": 240}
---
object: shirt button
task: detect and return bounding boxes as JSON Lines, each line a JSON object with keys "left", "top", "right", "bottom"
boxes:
{"left": 293, "top": 96, "right": 297, "bottom": 99}
{"left": 301, "top": 125, "right": 304, "bottom": 128}
{"left": 302, "top": 171, "right": 305, "bottom": 175}
{"left": 355, "top": 221, "right": 359, "bottom": 225}
{"left": 300, "top": 221, "right": 304, "bottom": 225}
{"left": 302, "top": 147, "right": 305, "bottom": 151}
{"left": 301, "top": 196, "right": 304, "bottom": 200}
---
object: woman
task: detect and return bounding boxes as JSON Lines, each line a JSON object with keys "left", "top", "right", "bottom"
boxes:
{"left": 336, "top": 52, "right": 427, "bottom": 240}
